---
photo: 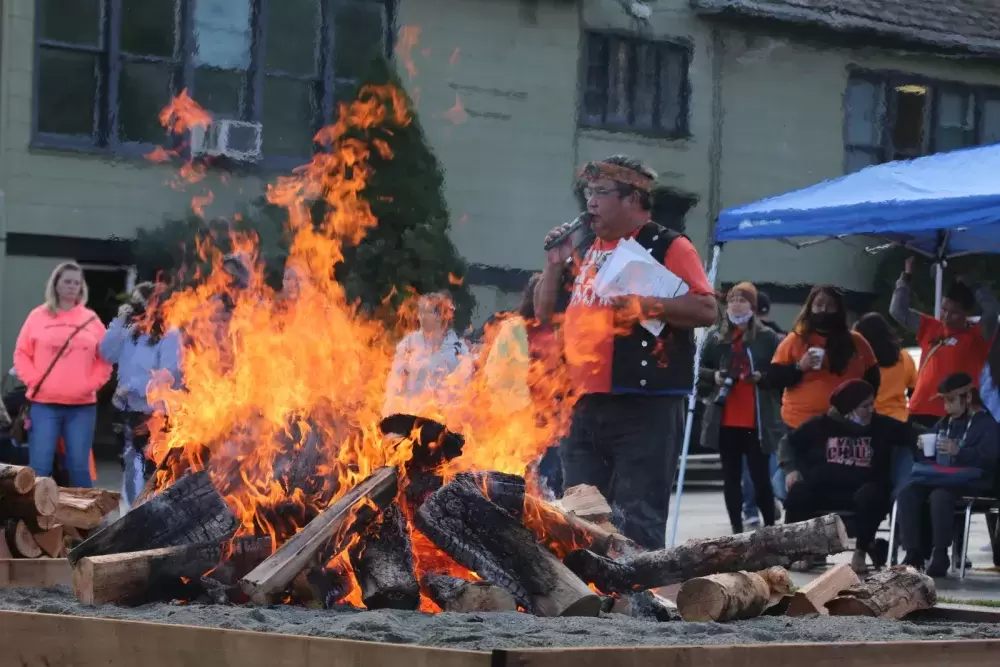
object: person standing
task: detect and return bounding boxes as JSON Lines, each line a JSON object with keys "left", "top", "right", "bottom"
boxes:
{"left": 890, "top": 257, "right": 998, "bottom": 429}
{"left": 852, "top": 312, "right": 916, "bottom": 422}
{"left": 13, "top": 262, "right": 111, "bottom": 487}
{"left": 536, "top": 155, "right": 716, "bottom": 549}
{"left": 699, "top": 282, "right": 783, "bottom": 534}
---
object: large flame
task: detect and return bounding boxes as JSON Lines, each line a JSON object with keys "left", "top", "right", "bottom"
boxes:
{"left": 144, "top": 83, "right": 579, "bottom": 609}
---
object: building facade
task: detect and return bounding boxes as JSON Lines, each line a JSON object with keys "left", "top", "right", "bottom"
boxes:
{"left": 2, "top": 0, "right": 1000, "bottom": 369}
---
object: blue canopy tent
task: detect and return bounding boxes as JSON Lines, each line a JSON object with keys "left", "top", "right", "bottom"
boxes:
{"left": 667, "top": 144, "right": 1000, "bottom": 546}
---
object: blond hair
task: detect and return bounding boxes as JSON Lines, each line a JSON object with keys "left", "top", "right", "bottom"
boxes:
{"left": 44, "top": 261, "right": 89, "bottom": 314}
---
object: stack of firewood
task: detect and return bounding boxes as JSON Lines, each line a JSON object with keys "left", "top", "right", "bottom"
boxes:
{"left": 0, "top": 463, "right": 120, "bottom": 560}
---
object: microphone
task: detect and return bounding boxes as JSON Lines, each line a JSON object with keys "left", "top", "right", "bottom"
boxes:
{"left": 543, "top": 212, "right": 593, "bottom": 251}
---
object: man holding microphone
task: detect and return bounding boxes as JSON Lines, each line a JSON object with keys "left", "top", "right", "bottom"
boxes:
{"left": 535, "top": 155, "right": 717, "bottom": 549}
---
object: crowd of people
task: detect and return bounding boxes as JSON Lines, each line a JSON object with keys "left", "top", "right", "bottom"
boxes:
{"left": 2, "top": 153, "right": 998, "bottom": 580}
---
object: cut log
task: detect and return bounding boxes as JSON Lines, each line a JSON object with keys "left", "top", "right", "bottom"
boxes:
{"left": 455, "top": 471, "right": 525, "bottom": 520}
{"left": 10, "top": 521, "right": 42, "bottom": 559}
{"left": 609, "top": 590, "right": 678, "bottom": 622}
{"left": 240, "top": 466, "right": 398, "bottom": 605}
{"left": 522, "top": 495, "right": 641, "bottom": 559}
{"left": 0, "top": 464, "right": 35, "bottom": 496}
{"left": 676, "top": 566, "right": 791, "bottom": 622}
{"left": 787, "top": 563, "right": 861, "bottom": 616}
{"left": 349, "top": 503, "right": 419, "bottom": 610}
{"left": 415, "top": 477, "right": 601, "bottom": 617}
{"left": 556, "top": 484, "right": 613, "bottom": 525}
{"left": 73, "top": 536, "right": 272, "bottom": 606}
{"left": 55, "top": 487, "right": 121, "bottom": 530}
{"left": 21, "top": 513, "right": 57, "bottom": 533}
{"left": 0, "top": 530, "right": 12, "bottom": 559}
{"left": 825, "top": 566, "right": 936, "bottom": 620}
{"left": 565, "top": 514, "right": 848, "bottom": 594}
{"left": 423, "top": 573, "right": 518, "bottom": 613}
{"left": 33, "top": 526, "right": 64, "bottom": 558}
{"left": 67, "top": 471, "right": 238, "bottom": 566}
{"left": 291, "top": 561, "right": 353, "bottom": 609}
{"left": 0, "top": 476, "right": 59, "bottom": 520}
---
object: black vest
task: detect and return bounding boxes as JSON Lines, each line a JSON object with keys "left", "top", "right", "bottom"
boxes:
{"left": 564, "top": 222, "right": 696, "bottom": 395}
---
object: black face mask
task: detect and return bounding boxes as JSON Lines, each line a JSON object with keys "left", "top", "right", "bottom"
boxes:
{"left": 810, "top": 312, "right": 838, "bottom": 332}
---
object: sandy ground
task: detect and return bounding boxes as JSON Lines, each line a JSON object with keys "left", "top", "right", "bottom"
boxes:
{"left": 1, "top": 586, "right": 1000, "bottom": 651}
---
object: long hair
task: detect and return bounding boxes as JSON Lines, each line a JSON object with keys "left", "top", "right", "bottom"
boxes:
{"left": 44, "top": 261, "right": 89, "bottom": 315}
{"left": 793, "top": 285, "right": 856, "bottom": 375}
{"left": 853, "top": 312, "right": 901, "bottom": 368}
{"left": 129, "top": 282, "right": 166, "bottom": 344}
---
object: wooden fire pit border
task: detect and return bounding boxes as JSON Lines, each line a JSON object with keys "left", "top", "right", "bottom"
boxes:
{"left": 2, "top": 610, "right": 1000, "bottom": 667}
{"left": 0, "top": 558, "right": 71, "bottom": 588}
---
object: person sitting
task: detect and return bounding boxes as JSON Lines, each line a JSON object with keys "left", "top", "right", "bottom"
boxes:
{"left": 783, "top": 379, "right": 913, "bottom": 573}
{"left": 897, "top": 372, "right": 999, "bottom": 577}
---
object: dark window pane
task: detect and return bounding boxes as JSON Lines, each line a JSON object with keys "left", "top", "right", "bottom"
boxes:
{"left": 982, "top": 97, "right": 1000, "bottom": 145}
{"left": 581, "top": 34, "right": 607, "bottom": 124}
{"left": 121, "top": 0, "right": 176, "bottom": 57}
{"left": 38, "top": 0, "right": 101, "bottom": 46}
{"left": 890, "top": 84, "right": 928, "bottom": 159}
{"left": 118, "top": 59, "right": 172, "bottom": 143}
{"left": 266, "top": 0, "right": 320, "bottom": 76}
{"left": 632, "top": 43, "right": 655, "bottom": 129}
{"left": 606, "top": 39, "right": 629, "bottom": 126}
{"left": 658, "top": 50, "right": 685, "bottom": 133}
{"left": 845, "top": 78, "right": 884, "bottom": 147}
{"left": 935, "top": 89, "right": 974, "bottom": 152}
{"left": 333, "top": 0, "right": 386, "bottom": 81}
{"left": 194, "top": 67, "right": 244, "bottom": 118}
{"left": 194, "top": 0, "right": 252, "bottom": 70}
{"left": 262, "top": 76, "right": 317, "bottom": 156}
{"left": 37, "top": 47, "right": 97, "bottom": 137}
{"left": 845, "top": 148, "right": 880, "bottom": 173}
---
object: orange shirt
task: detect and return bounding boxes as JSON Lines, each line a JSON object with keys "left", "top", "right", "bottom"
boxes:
{"left": 875, "top": 351, "right": 916, "bottom": 422}
{"left": 772, "top": 330, "right": 878, "bottom": 428}
{"left": 563, "top": 231, "right": 713, "bottom": 395}
{"left": 909, "top": 315, "right": 989, "bottom": 418}
{"left": 722, "top": 380, "right": 756, "bottom": 428}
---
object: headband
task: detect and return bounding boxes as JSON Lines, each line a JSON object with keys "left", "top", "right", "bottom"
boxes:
{"left": 579, "top": 161, "right": 654, "bottom": 192}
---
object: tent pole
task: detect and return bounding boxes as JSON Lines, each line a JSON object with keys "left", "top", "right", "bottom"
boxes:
{"left": 934, "top": 262, "right": 943, "bottom": 319}
{"left": 668, "top": 243, "right": 722, "bottom": 547}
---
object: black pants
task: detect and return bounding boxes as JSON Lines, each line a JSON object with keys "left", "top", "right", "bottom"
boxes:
{"left": 898, "top": 482, "right": 962, "bottom": 559}
{"left": 560, "top": 393, "right": 684, "bottom": 550}
{"left": 719, "top": 426, "right": 774, "bottom": 533}
{"left": 784, "top": 475, "right": 890, "bottom": 550}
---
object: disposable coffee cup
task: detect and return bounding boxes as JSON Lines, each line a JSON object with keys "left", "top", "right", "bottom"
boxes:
{"left": 918, "top": 433, "right": 937, "bottom": 458}
{"left": 808, "top": 347, "right": 825, "bottom": 365}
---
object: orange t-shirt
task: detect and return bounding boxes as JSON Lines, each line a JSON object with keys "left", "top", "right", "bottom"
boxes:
{"left": 772, "top": 330, "right": 878, "bottom": 428}
{"left": 909, "top": 315, "right": 990, "bottom": 418}
{"left": 563, "top": 231, "right": 713, "bottom": 395}
{"left": 875, "top": 351, "right": 916, "bottom": 421}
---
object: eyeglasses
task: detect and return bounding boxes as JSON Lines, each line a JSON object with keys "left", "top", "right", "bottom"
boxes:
{"left": 583, "top": 186, "right": 621, "bottom": 200}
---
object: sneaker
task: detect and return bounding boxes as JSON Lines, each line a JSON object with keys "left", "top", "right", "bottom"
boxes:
{"left": 744, "top": 515, "right": 761, "bottom": 528}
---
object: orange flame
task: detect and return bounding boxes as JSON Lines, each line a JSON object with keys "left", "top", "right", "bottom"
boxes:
{"left": 443, "top": 95, "right": 469, "bottom": 125}
{"left": 396, "top": 25, "right": 421, "bottom": 79}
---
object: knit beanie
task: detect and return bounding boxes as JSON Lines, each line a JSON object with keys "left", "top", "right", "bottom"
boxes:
{"left": 727, "top": 282, "right": 758, "bottom": 311}
{"left": 830, "top": 379, "right": 875, "bottom": 415}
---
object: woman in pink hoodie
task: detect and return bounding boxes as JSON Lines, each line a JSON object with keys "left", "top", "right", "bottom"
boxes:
{"left": 13, "top": 262, "right": 111, "bottom": 487}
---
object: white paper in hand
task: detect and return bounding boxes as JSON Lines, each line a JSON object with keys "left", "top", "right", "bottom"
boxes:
{"left": 593, "top": 238, "right": 688, "bottom": 335}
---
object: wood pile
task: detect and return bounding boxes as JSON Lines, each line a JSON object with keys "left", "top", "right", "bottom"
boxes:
{"left": 0, "top": 464, "right": 119, "bottom": 560}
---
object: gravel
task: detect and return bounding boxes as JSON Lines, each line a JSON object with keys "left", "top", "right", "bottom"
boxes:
{"left": 2, "top": 587, "right": 999, "bottom": 651}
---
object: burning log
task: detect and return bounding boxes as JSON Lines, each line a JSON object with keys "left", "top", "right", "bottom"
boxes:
{"left": 55, "top": 488, "right": 121, "bottom": 530}
{"left": 676, "top": 566, "right": 791, "bottom": 622}
{"left": 523, "top": 495, "right": 640, "bottom": 559}
{"left": 455, "top": 471, "right": 525, "bottom": 520}
{"left": 825, "top": 566, "right": 936, "bottom": 619}
{"left": 786, "top": 563, "right": 861, "bottom": 616}
{"left": 240, "top": 466, "right": 398, "bottom": 605}
{"left": 67, "top": 471, "right": 238, "bottom": 566}
{"left": 565, "top": 514, "right": 848, "bottom": 594}
{"left": 415, "top": 477, "right": 602, "bottom": 617}
{"left": 609, "top": 590, "right": 679, "bottom": 622}
{"left": 291, "top": 561, "right": 353, "bottom": 609}
{"left": 422, "top": 573, "right": 517, "bottom": 613}
{"left": 0, "top": 464, "right": 35, "bottom": 496}
{"left": 349, "top": 503, "right": 420, "bottom": 610}
{"left": 0, "top": 476, "right": 59, "bottom": 522}
{"left": 73, "top": 536, "right": 272, "bottom": 606}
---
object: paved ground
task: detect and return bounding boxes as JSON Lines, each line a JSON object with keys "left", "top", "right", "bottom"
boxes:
{"left": 93, "top": 461, "right": 1000, "bottom": 602}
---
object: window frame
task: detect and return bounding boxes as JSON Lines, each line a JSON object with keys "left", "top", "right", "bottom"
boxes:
{"left": 843, "top": 67, "right": 1000, "bottom": 173}
{"left": 31, "top": 0, "right": 396, "bottom": 170}
{"left": 578, "top": 30, "right": 692, "bottom": 140}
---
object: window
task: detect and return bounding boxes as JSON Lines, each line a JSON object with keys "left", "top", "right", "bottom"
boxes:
{"left": 33, "top": 0, "right": 393, "bottom": 162}
{"left": 844, "top": 71, "right": 1000, "bottom": 173}
{"left": 580, "top": 32, "right": 690, "bottom": 137}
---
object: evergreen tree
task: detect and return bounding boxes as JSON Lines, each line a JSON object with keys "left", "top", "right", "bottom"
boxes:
{"left": 134, "top": 55, "right": 474, "bottom": 328}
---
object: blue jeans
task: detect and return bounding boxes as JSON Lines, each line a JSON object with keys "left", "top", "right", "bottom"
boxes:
{"left": 743, "top": 452, "right": 780, "bottom": 514}
{"left": 28, "top": 403, "right": 97, "bottom": 488}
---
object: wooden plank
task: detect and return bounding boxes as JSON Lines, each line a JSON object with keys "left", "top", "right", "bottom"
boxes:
{"left": 0, "top": 558, "right": 72, "bottom": 588}
{"left": 909, "top": 603, "right": 1000, "bottom": 624}
{"left": 0, "top": 611, "right": 490, "bottom": 667}
{"left": 497, "top": 641, "right": 1000, "bottom": 667}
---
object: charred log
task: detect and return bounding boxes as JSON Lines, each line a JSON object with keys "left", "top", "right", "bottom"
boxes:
{"left": 565, "top": 514, "right": 849, "bottom": 594}
{"left": 415, "top": 477, "right": 601, "bottom": 617}
{"left": 349, "top": 503, "right": 420, "bottom": 610}
{"left": 523, "top": 495, "right": 640, "bottom": 559}
{"left": 422, "top": 573, "right": 517, "bottom": 613}
{"left": 67, "top": 471, "right": 238, "bottom": 566}
{"left": 610, "top": 590, "right": 679, "bottom": 622}
{"left": 455, "top": 472, "right": 525, "bottom": 521}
